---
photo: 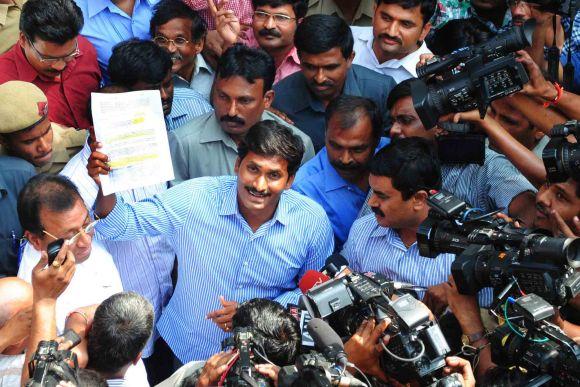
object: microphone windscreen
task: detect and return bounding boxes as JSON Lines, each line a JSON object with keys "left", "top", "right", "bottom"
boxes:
{"left": 298, "top": 270, "right": 330, "bottom": 294}
{"left": 307, "top": 318, "right": 344, "bottom": 350}
{"left": 324, "top": 253, "right": 349, "bottom": 269}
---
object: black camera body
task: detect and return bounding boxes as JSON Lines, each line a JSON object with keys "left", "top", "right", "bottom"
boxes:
{"left": 221, "top": 328, "right": 273, "bottom": 387}
{"left": 411, "top": 20, "right": 535, "bottom": 130}
{"left": 278, "top": 352, "right": 363, "bottom": 387}
{"left": 26, "top": 340, "right": 79, "bottom": 387}
{"left": 301, "top": 271, "right": 455, "bottom": 385}
{"left": 417, "top": 191, "right": 580, "bottom": 307}
{"left": 489, "top": 294, "right": 580, "bottom": 386}
{"left": 542, "top": 120, "right": 580, "bottom": 183}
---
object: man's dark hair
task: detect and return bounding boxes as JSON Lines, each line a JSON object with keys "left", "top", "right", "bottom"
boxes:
{"left": 233, "top": 298, "right": 301, "bottom": 365}
{"left": 370, "top": 137, "right": 441, "bottom": 200}
{"left": 87, "top": 292, "right": 154, "bottom": 375}
{"left": 325, "top": 95, "right": 383, "bottom": 142}
{"left": 252, "top": 0, "right": 309, "bottom": 19}
{"left": 386, "top": 79, "right": 413, "bottom": 111}
{"left": 295, "top": 14, "right": 354, "bottom": 59}
{"left": 77, "top": 369, "right": 108, "bottom": 387}
{"left": 376, "top": 0, "right": 437, "bottom": 25}
{"left": 20, "top": 0, "right": 84, "bottom": 44}
{"left": 216, "top": 44, "right": 276, "bottom": 94}
{"left": 237, "top": 121, "right": 304, "bottom": 176}
{"left": 150, "top": 0, "right": 207, "bottom": 41}
{"left": 17, "top": 174, "right": 83, "bottom": 235}
{"left": 109, "top": 39, "right": 172, "bottom": 88}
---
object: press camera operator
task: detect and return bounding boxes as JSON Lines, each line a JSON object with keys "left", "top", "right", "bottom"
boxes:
{"left": 157, "top": 298, "right": 301, "bottom": 387}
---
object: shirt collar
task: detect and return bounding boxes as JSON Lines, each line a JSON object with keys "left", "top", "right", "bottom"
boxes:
{"left": 193, "top": 53, "right": 214, "bottom": 79}
{"left": 284, "top": 46, "right": 300, "bottom": 67}
{"left": 319, "top": 149, "right": 350, "bottom": 192}
{"left": 88, "top": 0, "right": 156, "bottom": 18}
{"left": 219, "top": 177, "right": 290, "bottom": 226}
{"left": 285, "top": 73, "right": 326, "bottom": 114}
{"left": 343, "top": 67, "right": 361, "bottom": 95}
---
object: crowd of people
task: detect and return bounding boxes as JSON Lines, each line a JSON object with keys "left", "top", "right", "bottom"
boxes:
{"left": 0, "top": 0, "right": 579, "bottom": 386}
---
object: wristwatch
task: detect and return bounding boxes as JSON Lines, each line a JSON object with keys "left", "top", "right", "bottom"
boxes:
{"left": 461, "top": 330, "right": 487, "bottom": 346}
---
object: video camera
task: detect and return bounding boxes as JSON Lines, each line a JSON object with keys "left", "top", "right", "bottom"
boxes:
{"left": 542, "top": 120, "right": 580, "bottom": 183}
{"left": 221, "top": 327, "right": 273, "bottom": 387}
{"left": 26, "top": 340, "right": 79, "bottom": 387}
{"left": 278, "top": 318, "right": 367, "bottom": 386}
{"left": 410, "top": 20, "right": 535, "bottom": 130}
{"left": 489, "top": 293, "right": 580, "bottom": 386}
{"left": 417, "top": 191, "right": 580, "bottom": 307}
{"left": 300, "top": 260, "right": 461, "bottom": 386}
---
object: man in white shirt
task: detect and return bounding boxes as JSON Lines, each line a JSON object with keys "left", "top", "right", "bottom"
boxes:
{"left": 15, "top": 174, "right": 149, "bottom": 387}
{"left": 352, "top": 0, "right": 436, "bottom": 83}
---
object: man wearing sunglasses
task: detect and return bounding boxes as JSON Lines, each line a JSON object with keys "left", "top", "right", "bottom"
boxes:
{"left": 0, "top": 0, "right": 101, "bottom": 130}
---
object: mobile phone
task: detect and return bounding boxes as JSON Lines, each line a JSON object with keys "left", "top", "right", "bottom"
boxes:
{"left": 47, "top": 238, "right": 65, "bottom": 266}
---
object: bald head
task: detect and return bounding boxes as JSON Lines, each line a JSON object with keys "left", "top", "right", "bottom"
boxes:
{"left": 0, "top": 277, "right": 33, "bottom": 328}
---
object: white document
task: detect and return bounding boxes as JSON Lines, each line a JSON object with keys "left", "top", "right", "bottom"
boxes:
{"left": 91, "top": 90, "right": 174, "bottom": 196}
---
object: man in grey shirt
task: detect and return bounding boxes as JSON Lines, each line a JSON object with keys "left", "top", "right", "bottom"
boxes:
{"left": 169, "top": 45, "right": 315, "bottom": 184}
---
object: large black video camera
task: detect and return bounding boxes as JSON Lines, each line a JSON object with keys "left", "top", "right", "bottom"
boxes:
{"left": 410, "top": 20, "right": 535, "bottom": 130}
{"left": 221, "top": 327, "right": 273, "bottom": 387}
{"left": 26, "top": 340, "right": 79, "bottom": 387}
{"left": 542, "top": 120, "right": 580, "bottom": 183}
{"left": 300, "top": 265, "right": 460, "bottom": 386}
{"left": 489, "top": 293, "right": 580, "bottom": 386}
{"left": 417, "top": 191, "right": 580, "bottom": 307}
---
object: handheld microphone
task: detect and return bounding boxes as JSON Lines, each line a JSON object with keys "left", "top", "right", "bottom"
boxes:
{"left": 322, "top": 253, "right": 350, "bottom": 278}
{"left": 307, "top": 318, "right": 348, "bottom": 369}
{"left": 298, "top": 270, "right": 329, "bottom": 294}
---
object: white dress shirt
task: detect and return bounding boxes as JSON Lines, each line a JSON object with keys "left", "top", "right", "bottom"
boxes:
{"left": 17, "top": 241, "right": 150, "bottom": 387}
{"left": 351, "top": 26, "right": 432, "bottom": 83}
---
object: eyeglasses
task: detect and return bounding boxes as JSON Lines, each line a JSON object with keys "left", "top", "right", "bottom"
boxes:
{"left": 42, "top": 218, "right": 98, "bottom": 245}
{"left": 253, "top": 10, "right": 296, "bottom": 25}
{"left": 27, "top": 38, "right": 80, "bottom": 64}
{"left": 153, "top": 36, "right": 190, "bottom": 48}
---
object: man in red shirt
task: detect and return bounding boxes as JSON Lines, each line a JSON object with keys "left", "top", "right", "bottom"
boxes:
{"left": 0, "top": 0, "right": 101, "bottom": 130}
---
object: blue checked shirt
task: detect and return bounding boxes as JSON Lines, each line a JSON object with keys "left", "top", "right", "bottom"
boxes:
{"left": 343, "top": 214, "right": 494, "bottom": 307}
{"left": 165, "top": 87, "right": 213, "bottom": 132}
{"left": 561, "top": 14, "right": 580, "bottom": 93}
{"left": 95, "top": 175, "right": 335, "bottom": 362}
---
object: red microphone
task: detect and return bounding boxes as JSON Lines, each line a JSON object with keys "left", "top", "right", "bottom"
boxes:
{"left": 298, "top": 270, "right": 330, "bottom": 294}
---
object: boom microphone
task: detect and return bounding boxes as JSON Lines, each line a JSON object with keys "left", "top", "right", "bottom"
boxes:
{"left": 307, "top": 318, "right": 349, "bottom": 369}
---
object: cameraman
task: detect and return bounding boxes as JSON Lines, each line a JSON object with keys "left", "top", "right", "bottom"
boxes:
{"left": 380, "top": 79, "right": 538, "bottom": 226}
{"left": 158, "top": 298, "right": 300, "bottom": 387}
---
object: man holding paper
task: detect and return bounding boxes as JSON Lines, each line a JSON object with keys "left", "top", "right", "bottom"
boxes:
{"left": 87, "top": 120, "right": 334, "bottom": 364}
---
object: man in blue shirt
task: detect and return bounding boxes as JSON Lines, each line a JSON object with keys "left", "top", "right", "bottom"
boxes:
{"left": 272, "top": 14, "right": 396, "bottom": 151}
{"left": 0, "top": 156, "right": 36, "bottom": 278}
{"left": 74, "top": 0, "right": 160, "bottom": 83}
{"left": 108, "top": 39, "right": 212, "bottom": 131}
{"left": 343, "top": 138, "right": 493, "bottom": 314}
{"left": 293, "top": 95, "right": 388, "bottom": 250}
{"left": 88, "top": 120, "right": 334, "bottom": 363}
{"left": 359, "top": 79, "right": 537, "bottom": 226}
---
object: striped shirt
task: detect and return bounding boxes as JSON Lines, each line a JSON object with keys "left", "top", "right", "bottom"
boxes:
{"left": 60, "top": 141, "right": 175, "bottom": 358}
{"left": 360, "top": 147, "right": 536, "bottom": 218}
{"left": 165, "top": 87, "right": 213, "bottom": 132}
{"left": 95, "top": 175, "right": 335, "bottom": 362}
{"left": 343, "top": 214, "right": 493, "bottom": 307}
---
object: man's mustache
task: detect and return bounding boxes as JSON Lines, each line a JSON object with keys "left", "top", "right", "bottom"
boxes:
{"left": 220, "top": 115, "right": 245, "bottom": 125}
{"left": 378, "top": 33, "right": 402, "bottom": 45}
{"left": 245, "top": 186, "right": 271, "bottom": 197}
{"left": 331, "top": 160, "right": 362, "bottom": 171}
{"left": 371, "top": 206, "right": 385, "bottom": 217}
{"left": 259, "top": 28, "right": 282, "bottom": 38}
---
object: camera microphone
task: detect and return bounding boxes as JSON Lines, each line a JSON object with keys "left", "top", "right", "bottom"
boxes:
{"left": 322, "top": 253, "right": 350, "bottom": 278}
{"left": 299, "top": 270, "right": 330, "bottom": 294}
{"left": 307, "top": 318, "right": 349, "bottom": 369}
